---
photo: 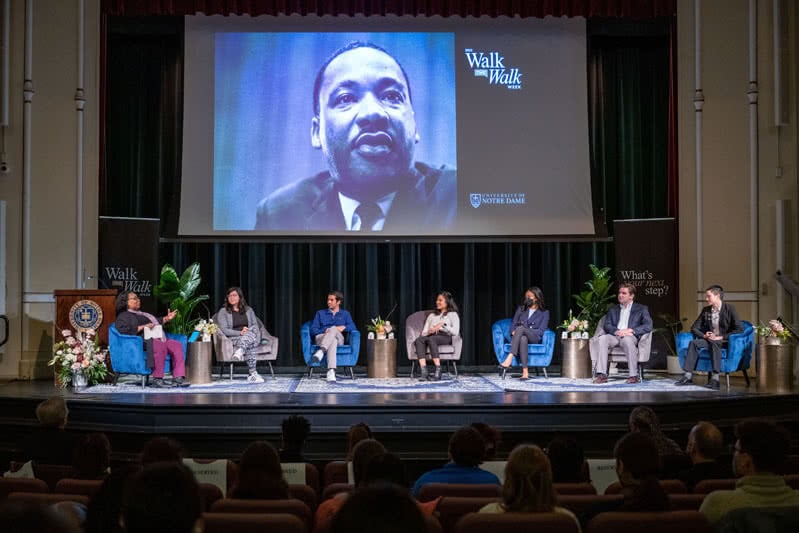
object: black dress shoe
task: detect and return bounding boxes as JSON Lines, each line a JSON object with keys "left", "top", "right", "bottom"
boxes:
{"left": 705, "top": 379, "right": 720, "bottom": 391}
{"left": 674, "top": 376, "right": 693, "bottom": 386}
{"left": 151, "top": 378, "right": 170, "bottom": 388}
{"left": 174, "top": 376, "right": 190, "bottom": 388}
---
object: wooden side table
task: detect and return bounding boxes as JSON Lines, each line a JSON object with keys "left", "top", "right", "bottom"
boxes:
{"left": 561, "top": 337, "right": 592, "bottom": 378}
{"left": 186, "top": 341, "right": 212, "bottom": 384}
{"left": 367, "top": 338, "right": 397, "bottom": 378}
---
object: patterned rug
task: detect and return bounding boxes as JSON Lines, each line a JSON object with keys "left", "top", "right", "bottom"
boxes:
{"left": 74, "top": 373, "right": 713, "bottom": 394}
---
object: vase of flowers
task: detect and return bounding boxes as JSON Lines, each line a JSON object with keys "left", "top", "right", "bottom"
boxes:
{"left": 755, "top": 319, "right": 793, "bottom": 345}
{"left": 49, "top": 328, "right": 108, "bottom": 388}
{"left": 367, "top": 316, "right": 393, "bottom": 340}
{"left": 193, "top": 318, "right": 218, "bottom": 343}
{"left": 559, "top": 310, "right": 590, "bottom": 339}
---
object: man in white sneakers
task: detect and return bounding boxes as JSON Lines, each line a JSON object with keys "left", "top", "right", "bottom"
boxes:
{"left": 309, "top": 290, "right": 356, "bottom": 382}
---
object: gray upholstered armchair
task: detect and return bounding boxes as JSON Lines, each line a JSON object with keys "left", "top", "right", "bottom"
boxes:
{"left": 212, "top": 314, "right": 279, "bottom": 379}
{"left": 589, "top": 313, "right": 652, "bottom": 380}
{"left": 405, "top": 310, "right": 463, "bottom": 378}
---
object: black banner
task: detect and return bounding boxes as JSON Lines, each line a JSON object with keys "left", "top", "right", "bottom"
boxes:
{"left": 98, "top": 217, "right": 160, "bottom": 311}
{"left": 614, "top": 218, "right": 677, "bottom": 369}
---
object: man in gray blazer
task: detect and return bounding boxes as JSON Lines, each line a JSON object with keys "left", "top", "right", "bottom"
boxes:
{"left": 254, "top": 41, "right": 456, "bottom": 232}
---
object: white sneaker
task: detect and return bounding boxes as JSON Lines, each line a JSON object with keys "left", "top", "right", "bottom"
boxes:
{"left": 326, "top": 369, "right": 337, "bottom": 382}
{"left": 313, "top": 349, "right": 324, "bottom": 362}
{"left": 232, "top": 348, "right": 244, "bottom": 361}
{"left": 247, "top": 372, "right": 264, "bottom": 383}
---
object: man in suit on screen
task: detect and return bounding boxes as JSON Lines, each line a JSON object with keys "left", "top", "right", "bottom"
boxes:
{"left": 254, "top": 41, "right": 456, "bottom": 232}
{"left": 590, "top": 282, "right": 653, "bottom": 384}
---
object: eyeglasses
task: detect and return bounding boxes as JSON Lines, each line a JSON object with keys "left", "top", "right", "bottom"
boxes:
{"left": 128, "top": 296, "right": 140, "bottom": 301}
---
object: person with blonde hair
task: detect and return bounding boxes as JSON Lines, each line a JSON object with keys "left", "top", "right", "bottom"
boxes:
{"left": 479, "top": 444, "right": 581, "bottom": 530}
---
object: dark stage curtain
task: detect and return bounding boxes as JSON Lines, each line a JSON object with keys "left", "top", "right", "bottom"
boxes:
{"left": 102, "top": 17, "right": 673, "bottom": 367}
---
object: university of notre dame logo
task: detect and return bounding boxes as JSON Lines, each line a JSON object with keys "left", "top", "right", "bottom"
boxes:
{"left": 469, "top": 193, "right": 482, "bottom": 208}
{"left": 69, "top": 300, "right": 104, "bottom": 332}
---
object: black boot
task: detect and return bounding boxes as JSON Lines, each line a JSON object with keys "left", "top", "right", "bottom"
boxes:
{"left": 418, "top": 366, "right": 429, "bottom": 381}
{"left": 431, "top": 366, "right": 442, "bottom": 381}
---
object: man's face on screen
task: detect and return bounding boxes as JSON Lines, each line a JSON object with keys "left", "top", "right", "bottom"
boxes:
{"left": 312, "top": 47, "right": 418, "bottom": 199}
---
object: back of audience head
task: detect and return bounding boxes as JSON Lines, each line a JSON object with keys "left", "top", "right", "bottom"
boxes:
{"left": 546, "top": 434, "right": 586, "bottom": 483}
{"left": 351, "top": 438, "right": 387, "bottom": 487}
{"left": 686, "top": 421, "right": 724, "bottom": 463}
{"left": 231, "top": 440, "right": 289, "bottom": 499}
{"left": 140, "top": 436, "right": 183, "bottom": 465}
{"left": 470, "top": 422, "right": 501, "bottom": 461}
{"left": 614, "top": 432, "right": 668, "bottom": 511}
{"left": 502, "top": 444, "right": 556, "bottom": 513}
{"left": 362, "top": 452, "right": 408, "bottom": 488}
{"left": 628, "top": 406, "right": 662, "bottom": 434}
{"left": 449, "top": 425, "right": 487, "bottom": 467}
{"left": 85, "top": 464, "right": 142, "bottom": 533}
{"left": 121, "top": 462, "right": 202, "bottom": 533}
{"left": 36, "top": 397, "right": 69, "bottom": 428}
{"left": 281, "top": 414, "right": 311, "bottom": 450}
{"left": 73, "top": 432, "right": 111, "bottom": 480}
{"left": 331, "top": 483, "right": 426, "bottom": 533}
{"left": 347, "top": 422, "right": 373, "bottom": 459}
{"left": 733, "top": 418, "right": 790, "bottom": 476}
{"left": 0, "top": 501, "right": 81, "bottom": 533}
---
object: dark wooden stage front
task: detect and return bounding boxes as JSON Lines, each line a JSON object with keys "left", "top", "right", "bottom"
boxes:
{"left": 2, "top": 370, "right": 798, "bottom": 470}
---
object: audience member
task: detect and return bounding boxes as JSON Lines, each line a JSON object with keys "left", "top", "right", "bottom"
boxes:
{"left": 140, "top": 436, "right": 183, "bottom": 465}
{"left": 628, "top": 406, "right": 690, "bottom": 477}
{"left": 72, "top": 432, "right": 112, "bottom": 480}
{"left": 411, "top": 425, "right": 500, "bottom": 497}
{"left": 581, "top": 432, "right": 669, "bottom": 527}
{"left": 51, "top": 501, "right": 88, "bottom": 531}
{"left": 279, "top": 414, "right": 312, "bottom": 462}
{"left": 346, "top": 422, "right": 373, "bottom": 460}
{"left": 700, "top": 419, "right": 799, "bottom": 524}
{"left": 471, "top": 422, "right": 501, "bottom": 460}
{"left": 315, "top": 438, "right": 387, "bottom": 532}
{"left": 17, "top": 397, "right": 76, "bottom": 465}
{"left": 678, "top": 421, "right": 733, "bottom": 491}
{"left": 479, "top": 444, "right": 581, "bottom": 530}
{"left": 121, "top": 462, "right": 203, "bottom": 533}
{"left": 85, "top": 465, "right": 142, "bottom": 533}
{"left": 229, "top": 440, "right": 289, "bottom": 499}
{"left": 0, "top": 501, "right": 80, "bottom": 533}
{"left": 330, "top": 483, "right": 427, "bottom": 533}
{"left": 546, "top": 435, "right": 587, "bottom": 483}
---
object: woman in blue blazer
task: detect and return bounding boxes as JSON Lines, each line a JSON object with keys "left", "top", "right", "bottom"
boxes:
{"left": 499, "top": 287, "right": 550, "bottom": 380}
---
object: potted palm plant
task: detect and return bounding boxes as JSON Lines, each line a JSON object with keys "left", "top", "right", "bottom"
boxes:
{"left": 153, "top": 263, "right": 209, "bottom": 336}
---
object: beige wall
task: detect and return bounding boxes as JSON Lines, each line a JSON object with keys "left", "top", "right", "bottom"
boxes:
{"left": 678, "top": 0, "right": 799, "bottom": 333}
{"left": 0, "top": 0, "right": 100, "bottom": 379}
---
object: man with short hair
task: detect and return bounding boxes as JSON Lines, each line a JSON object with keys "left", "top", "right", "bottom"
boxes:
{"left": 255, "top": 41, "right": 456, "bottom": 232}
{"left": 121, "top": 462, "right": 203, "bottom": 533}
{"left": 679, "top": 421, "right": 732, "bottom": 491}
{"left": 676, "top": 284, "right": 743, "bottom": 390}
{"left": 279, "top": 414, "right": 312, "bottom": 462}
{"left": 310, "top": 290, "right": 357, "bottom": 382}
{"left": 699, "top": 419, "right": 799, "bottom": 524}
{"left": 16, "top": 397, "right": 76, "bottom": 465}
{"left": 590, "top": 283, "right": 653, "bottom": 384}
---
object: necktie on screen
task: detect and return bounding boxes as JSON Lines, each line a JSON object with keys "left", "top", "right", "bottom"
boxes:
{"left": 355, "top": 202, "right": 383, "bottom": 231}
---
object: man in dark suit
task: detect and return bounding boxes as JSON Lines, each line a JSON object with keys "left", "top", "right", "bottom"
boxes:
{"left": 254, "top": 41, "right": 456, "bottom": 232}
{"left": 590, "top": 282, "right": 653, "bottom": 384}
{"left": 676, "top": 284, "right": 743, "bottom": 390}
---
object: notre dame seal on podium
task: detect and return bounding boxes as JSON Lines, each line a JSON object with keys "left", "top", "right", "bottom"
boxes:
{"left": 69, "top": 300, "right": 104, "bottom": 332}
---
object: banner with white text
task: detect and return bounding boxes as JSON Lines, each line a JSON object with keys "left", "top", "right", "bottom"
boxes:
{"left": 99, "top": 217, "right": 160, "bottom": 311}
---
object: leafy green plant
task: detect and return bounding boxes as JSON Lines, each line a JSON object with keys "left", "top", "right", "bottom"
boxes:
{"left": 153, "top": 263, "right": 209, "bottom": 336}
{"left": 653, "top": 313, "right": 687, "bottom": 357}
{"left": 572, "top": 264, "right": 616, "bottom": 332}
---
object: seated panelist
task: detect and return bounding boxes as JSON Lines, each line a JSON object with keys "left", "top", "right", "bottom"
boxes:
{"left": 415, "top": 291, "right": 460, "bottom": 382}
{"left": 499, "top": 286, "right": 550, "bottom": 380}
{"left": 216, "top": 286, "right": 265, "bottom": 384}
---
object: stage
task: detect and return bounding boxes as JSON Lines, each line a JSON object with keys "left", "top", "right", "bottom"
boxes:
{"left": 2, "top": 367, "right": 798, "bottom": 471}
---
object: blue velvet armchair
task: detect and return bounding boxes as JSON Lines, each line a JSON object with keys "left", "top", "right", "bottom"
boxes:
{"left": 491, "top": 319, "right": 556, "bottom": 379}
{"left": 300, "top": 321, "right": 360, "bottom": 379}
{"left": 676, "top": 320, "right": 754, "bottom": 389}
{"left": 108, "top": 323, "right": 187, "bottom": 386}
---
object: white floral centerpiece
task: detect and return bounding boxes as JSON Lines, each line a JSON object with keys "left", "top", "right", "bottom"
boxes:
{"left": 367, "top": 316, "right": 393, "bottom": 339}
{"left": 49, "top": 328, "right": 108, "bottom": 388}
{"left": 194, "top": 318, "right": 218, "bottom": 342}
{"left": 559, "top": 310, "right": 590, "bottom": 339}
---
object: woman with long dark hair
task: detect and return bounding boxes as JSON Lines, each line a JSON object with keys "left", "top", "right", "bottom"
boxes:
{"left": 229, "top": 441, "right": 290, "bottom": 500}
{"left": 499, "top": 286, "right": 549, "bottom": 380}
{"left": 216, "top": 286, "right": 264, "bottom": 383}
{"left": 414, "top": 291, "right": 460, "bottom": 381}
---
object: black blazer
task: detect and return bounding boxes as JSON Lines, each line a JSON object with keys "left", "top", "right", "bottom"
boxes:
{"left": 603, "top": 302, "right": 653, "bottom": 338}
{"left": 116, "top": 310, "right": 164, "bottom": 370}
{"left": 690, "top": 303, "right": 743, "bottom": 340}
{"left": 510, "top": 307, "right": 550, "bottom": 339}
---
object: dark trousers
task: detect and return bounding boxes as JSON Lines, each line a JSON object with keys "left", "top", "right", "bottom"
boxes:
{"left": 683, "top": 338, "right": 725, "bottom": 374}
{"left": 510, "top": 326, "right": 542, "bottom": 367}
{"left": 415, "top": 334, "right": 452, "bottom": 361}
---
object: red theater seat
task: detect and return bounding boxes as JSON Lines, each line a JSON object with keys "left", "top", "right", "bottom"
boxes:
{"left": 417, "top": 483, "right": 502, "bottom": 503}
{"left": 202, "top": 512, "right": 305, "bottom": 533}
{"left": 585, "top": 511, "right": 711, "bottom": 533}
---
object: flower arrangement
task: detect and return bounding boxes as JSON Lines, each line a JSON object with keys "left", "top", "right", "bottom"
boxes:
{"left": 367, "top": 316, "right": 393, "bottom": 336}
{"left": 755, "top": 319, "right": 793, "bottom": 344}
{"left": 194, "top": 318, "right": 218, "bottom": 342}
{"left": 49, "top": 329, "right": 108, "bottom": 388}
{"left": 559, "top": 310, "right": 590, "bottom": 339}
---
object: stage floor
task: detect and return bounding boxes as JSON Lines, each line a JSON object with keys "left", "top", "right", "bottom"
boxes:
{"left": 1, "top": 371, "right": 797, "bottom": 461}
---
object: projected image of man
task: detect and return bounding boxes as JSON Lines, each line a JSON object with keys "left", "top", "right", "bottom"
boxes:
{"left": 254, "top": 41, "right": 457, "bottom": 232}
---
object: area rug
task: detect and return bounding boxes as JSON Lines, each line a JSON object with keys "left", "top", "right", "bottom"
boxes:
{"left": 293, "top": 375, "right": 498, "bottom": 393}
{"left": 481, "top": 374, "right": 713, "bottom": 392}
{"left": 74, "top": 375, "right": 301, "bottom": 394}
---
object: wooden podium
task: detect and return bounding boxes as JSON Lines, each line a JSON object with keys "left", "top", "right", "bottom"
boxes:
{"left": 54, "top": 289, "right": 118, "bottom": 345}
